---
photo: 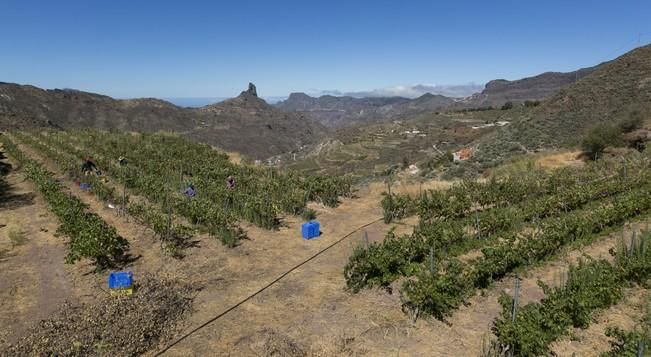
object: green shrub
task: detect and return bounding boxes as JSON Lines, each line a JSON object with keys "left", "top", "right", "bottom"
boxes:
{"left": 380, "top": 192, "right": 416, "bottom": 223}
{"left": 618, "top": 110, "right": 644, "bottom": 133}
{"left": 581, "top": 123, "right": 622, "bottom": 160}
{"left": 301, "top": 208, "right": 317, "bottom": 221}
{"left": 501, "top": 101, "right": 514, "bottom": 110}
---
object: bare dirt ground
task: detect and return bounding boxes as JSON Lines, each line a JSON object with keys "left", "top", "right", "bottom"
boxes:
{"left": 536, "top": 150, "right": 585, "bottom": 169}
{"left": 0, "top": 145, "right": 99, "bottom": 346}
{"left": 161, "top": 217, "right": 650, "bottom": 357}
{"left": 3, "top": 134, "right": 649, "bottom": 356}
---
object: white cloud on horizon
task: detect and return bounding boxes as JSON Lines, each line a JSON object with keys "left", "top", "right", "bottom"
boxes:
{"left": 307, "top": 83, "right": 485, "bottom": 99}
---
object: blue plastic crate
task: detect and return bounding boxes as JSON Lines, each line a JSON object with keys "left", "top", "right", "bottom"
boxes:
{"left": 80, "top": 183, "right": 91, "bottom": 190}
{"left": 301, "top": 221, "right": 320, "bottom": 240}
{"left": 108, "top": 271, "right": 133, "bottom": 289}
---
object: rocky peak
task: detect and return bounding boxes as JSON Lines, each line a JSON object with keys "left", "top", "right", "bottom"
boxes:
{"left": 241, "top": 82, "right": 257, "bottom": 97}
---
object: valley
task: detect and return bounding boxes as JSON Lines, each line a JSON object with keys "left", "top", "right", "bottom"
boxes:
{"left": 1, "top": 37, "right": 651, "bottom": 357}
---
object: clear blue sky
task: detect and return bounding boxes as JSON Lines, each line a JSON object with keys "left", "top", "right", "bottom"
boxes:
{"left": 1, "top": 0, "right": 649, "bottom": 98}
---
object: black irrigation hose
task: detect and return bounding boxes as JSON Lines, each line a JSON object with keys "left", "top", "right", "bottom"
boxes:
{"left": 154, "top": 216, "right": 384, "bottom": 356}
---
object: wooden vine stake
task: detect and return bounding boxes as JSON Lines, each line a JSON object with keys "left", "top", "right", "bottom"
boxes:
{"left": 506, "top": 276, "right": 521, "bottom": 357}
{"left": 511, "top": 276, "right": 520, "bottom": 323}
{"left": 121, "top": 183, "right": 127, "bottom": 220}
{"left": 637, "top": 340, "right": 646, "bottom": 357}
{"left": 475, "top": 212, "right": 481, "bottom": 240}
{"left": 362, "top": 230, "right": 369, "bottom": 250}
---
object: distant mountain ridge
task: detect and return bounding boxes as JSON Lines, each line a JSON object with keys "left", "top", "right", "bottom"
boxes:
{"left": 457, "top": 65, "right": 601, "bottom": 108}
{"left": 276, "top": 92, "right": 455, "bottom": 128}
{"left": 276, "top": 65, "right": 603, "bottom": 128}
{"left": 0, "top": 82, "right": 327, "bottom": 159}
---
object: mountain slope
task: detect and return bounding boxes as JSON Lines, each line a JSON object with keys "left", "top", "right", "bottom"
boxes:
{"left": 191, "top": 85, "right": 327, "bottom": 157}
{"left": 475, "top": 44, "right": 651, "bottom": 164}
{"left": 0, "top": 82, "right": 327, "bottom": 159}
{"left": 276, "top": 92, "right": 455, "bottom": 128}
{"left": 276, "top": 65, "right": 602, "bottom": 128}
{"left": 276, "top": 94, "right": 411, "bottom": 128}
{"left": 458, "top": 65, "right": 600, "bottom": 108}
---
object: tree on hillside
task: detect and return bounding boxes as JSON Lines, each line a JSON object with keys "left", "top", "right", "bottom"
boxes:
{"left": 618, "top": 110, "right": 644, "bottom": 133}
{"left": 581, "top": 123, "right": 622, "bottom": 160}
{"left": 501, "top": 101, "right": 514, "bottom": 110}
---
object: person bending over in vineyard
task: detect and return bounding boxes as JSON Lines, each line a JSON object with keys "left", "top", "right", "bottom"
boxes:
{"left": 81, "top": 157, "right": 98, "bottom": 176}
{"left": 118, "top": 156, "right": 128, "bottom": 166}
{"left": 184, "top": 183, "right": 196, "bottom": 197}
{"left": 227, "top": 176, "right": 236, "bottom": 189}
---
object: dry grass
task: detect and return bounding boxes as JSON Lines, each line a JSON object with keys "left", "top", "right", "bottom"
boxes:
{"left": 3, "top": 275, "right": 194, "bottom": 356}
{"left": 536, "top": 150, "right": 584, "bottom": 169}
{"left": 8, "top": 230, "right": 26, "bottom": 248}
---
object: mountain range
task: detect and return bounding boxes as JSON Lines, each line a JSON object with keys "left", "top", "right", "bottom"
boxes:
{"left": 276, "top": 64, "right": 602, "bottom": 128}
{"left": 0, "top": 83, "right": 326, "bottom": 159}
{"left": 1, "top": 44, "right": 648, "bottom": 163}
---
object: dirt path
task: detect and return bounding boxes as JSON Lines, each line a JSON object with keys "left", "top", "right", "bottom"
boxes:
{"left": 159, "top": 216, "right": 651, "bottom": 356}
{"left": 0, "top": 144, "right": 98, "bottom": 346}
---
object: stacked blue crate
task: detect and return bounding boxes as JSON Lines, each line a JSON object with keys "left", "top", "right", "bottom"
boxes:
{"left": 301, "top": 221, "right": 320, "bottom": 240}
{"left": 108, "top": 271, "right": 134, "bottom": 296}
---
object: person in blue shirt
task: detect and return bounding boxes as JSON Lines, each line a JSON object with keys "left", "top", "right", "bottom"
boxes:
{"left": 184, "top": 183, "right": 196, "bottom": 197}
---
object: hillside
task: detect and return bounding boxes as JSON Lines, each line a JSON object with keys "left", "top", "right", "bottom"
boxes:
{"left": 0, "top": 82, "right": 327, "bottom": 159}
{"left": 280, "top": 106, "right": 527, "bottom": 178}
{"left": 276, "top": 66, "right": 600, "bottom": 128}
{"left": 191, "top": 84, "right": 327, "bottom": 158}
{"left": 458, "top": 65, "right": 600, "bottom": 108}
{"left": 276, "top": 93, "right": 412, "bottom": 127}
{"left": 276, "top": 92, "right": 457, "bottom": 128}
{"left": 475, "top": 44, "right": 651, "bottom": 165}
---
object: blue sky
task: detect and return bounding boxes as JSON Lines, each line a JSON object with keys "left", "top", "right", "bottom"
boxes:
{"left": 1, "top": 0, "right": 649, "bottom": 99}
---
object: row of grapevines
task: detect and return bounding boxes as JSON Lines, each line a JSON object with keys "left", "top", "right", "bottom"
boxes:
{"left": 345, "top": 169, "right": 650, "bottom": 290}
{"left": 399, "top": 184, "right": 651, "bottom": 320}
{"left": 491, "top": 232, "right": 651, "bottom": 356}
{"left": 15, "top": 131, "right": 196, "bottom": 254}
{"left": 69, "top": 128, "right": 352, "bottom": 211}
{"left": 0, "top": 134, "right": 129, "bottom": 269}
{"left": 60, "top": 129, "right": 352, "bottom": 228}
{"left": 383, "top": 161, "right": 640, "bottom": 223}
{"left": 29, "top": 130, "right": 242, "bottom": 246}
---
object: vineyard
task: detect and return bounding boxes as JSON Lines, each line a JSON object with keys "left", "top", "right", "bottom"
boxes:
{"left": 486, "top": 231, "right": 651, "bottom": 356}
{"left": 4, "top": 129, "right": 352, "bottom": 254}
{"left": 346, "top": 154, "right": 651, "bottom": 324}
{"left": 2, "top": 127, "right": 650, "bottom": 355}
{"left": 0, "top": 134, "right": 129, "bottom": 269}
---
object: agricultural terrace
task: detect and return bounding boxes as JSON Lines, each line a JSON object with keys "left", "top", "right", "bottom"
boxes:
{"left": 6, "top": 129, "right": 352, "bottom": 256}
{"left": 1, "top": 129, "right": 650, "bottom": 356}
